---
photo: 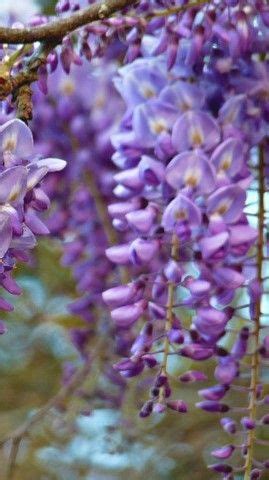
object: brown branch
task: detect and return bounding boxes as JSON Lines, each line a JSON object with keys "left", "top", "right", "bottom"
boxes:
{"left": 0, "top": 0, "right": 138, "bottom": 44}
{"left": 243, "top": 144, "right": 265, "bottom": 479}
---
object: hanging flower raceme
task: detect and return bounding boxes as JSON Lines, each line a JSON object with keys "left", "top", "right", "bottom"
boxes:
{"left": 0, "top": 118, "right": 66, "bottom": 329}
{"left": 31, "top": 59, "right": 131, "bottom": 408}
{"left": 102, "top": 46, "right": 269, "bottom": 477}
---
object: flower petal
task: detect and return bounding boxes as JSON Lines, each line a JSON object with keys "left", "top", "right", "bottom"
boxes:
{"left": 166, "top": 151, "right": 216, "bottom": 193}
{"left": 172, "top": 111, "right": 220, "bottom": 152}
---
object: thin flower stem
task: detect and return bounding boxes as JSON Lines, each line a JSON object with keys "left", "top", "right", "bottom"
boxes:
{"left": 255, "top": 438, "right": 269, "bottom": 446}
{"left": 84, "top": 172, "right": 129, "bottom": 285}
{"left": 66, "top": 128, "right": 128, "bottom": 284}
{"left": 85, "top": 173, "right": 118, "bottom": 247}
{"left": 159, "top": 234, "right": 179, "bottom": 401}
{"left": 5, "top": 45, "right": 33, "bottom": 69}
{"left": 146, "top": 0, "right": 209, "bottom": 19}
{"left": 243, "top": 144, "right": 265, "bottom": 480}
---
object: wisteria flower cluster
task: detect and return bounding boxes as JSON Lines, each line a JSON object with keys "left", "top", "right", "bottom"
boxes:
{"left": 103, "top": 44, "right": 268, "bottom": 480}
{"left": 30, "top": 60, "right": 129, "bottom": 406}
{"left": 0, "top": 118, "right": 66, "bottom": 332}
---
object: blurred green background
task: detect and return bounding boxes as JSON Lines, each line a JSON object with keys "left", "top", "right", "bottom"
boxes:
{"left": 0, "top": 240, "right": 220, "bottom": 480}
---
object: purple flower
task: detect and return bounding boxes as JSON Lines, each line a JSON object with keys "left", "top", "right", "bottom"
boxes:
{"left": 220, "top": 417, "right": 237, "bottom": 435}
{"left": 133, "top": 101, "right": 178, "bottom": 148}
{"left": 162, "top": 194, "right": 201, "bottom": 233}
{"left": 211, "top": 138, "right": 245, "bottom": 178}
{"left": 0, "top": 119, "right": 33, "bottom": 166}
{"left": 241, "top": 417, "right": 256, "bottom": 430}
{"left": 166, "top": 151, "right": 216, "bottom": 194}
{"left": 207, "top": 185, "right": 246, "bottom": 224}
{"left": 196, "top": 401, "right": 230, "bottom": 413}
{"left": 211, "top": 445, "right": 235, "bottom": 460}
{"left": 167, "top": 400, "right": 188, "bottom": 413}
{"left": 199, "top": 385, "right": 229, "bottom": 401}
{"left": 172, "top": 111, "right": 220, "bottom": 152}
{"left": 111, "top": 300, "right": 146, "bottom": 328}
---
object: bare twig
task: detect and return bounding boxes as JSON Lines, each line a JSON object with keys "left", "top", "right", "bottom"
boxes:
{"left": 0, "top": 0, "right": 138, "bottom": 44}
{"left": 6, "top": 438, "right": 21, "bottom": 480}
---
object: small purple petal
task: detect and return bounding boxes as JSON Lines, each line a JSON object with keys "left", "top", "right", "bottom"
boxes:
{"left": 207, "top": 185, "right": 246, "bottom": 224}
{"left": 196, "top": 401, "right": 230, "bottom": 413}
{"left": 138, "top": 155, "right": 165, "bottom": 185}
{"left": 241, "top": 417, "right": 256, "bottom": 430}
{"left": 211, "top": 445, "right": 235, "bottom": 460}
{"left": 199, "top": 384, "right": 229, "bottom": 401}
{"left": 211, "top": 138, "right": 245, "bottom": 177}
{"left": 166, "top": 151, "right": 216, "bottom": 194}
{"left": 0, "top": 119, "right": 33, "bottom": 159}
{"left": 111, "top": 300, "right": 146, "bottom": 328}
{"left": 220, "top": 417, "right": 237, "bottom": 434}
{"left": 162, "top": 194, "right": 201, "bottom": 232}
{"left": 172, "top": 110, "right": 220, "bottom": 152}
{"left": 167, "top": 400, "right": 188, "bottom": 413}
{"left": 106, "top": 244, "right": 130, "bottom": 264}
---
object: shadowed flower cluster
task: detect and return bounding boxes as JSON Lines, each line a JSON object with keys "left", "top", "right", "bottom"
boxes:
{"left": 0, "top": 118, "right": 66, "bottom": 330}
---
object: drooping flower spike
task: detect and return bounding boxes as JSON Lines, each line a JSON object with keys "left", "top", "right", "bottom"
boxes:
{"left": 0, "top": 118, "right": 66, "bottom": 324}
{"left": 104, "top": 37, "right": 269, "bottom": 476}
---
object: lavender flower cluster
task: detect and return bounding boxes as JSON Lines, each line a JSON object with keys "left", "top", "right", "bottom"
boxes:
{"left": 31, "top": 60, "right": 129, "bottom": 406}
{"left": 53, "top": 0, "right": 269, "bottom": 75}
{"left": 102, "top": 18, "right": 269, "bottom": 480}
{"left": 0, "top": 118, "right": 65, "bottom": 332}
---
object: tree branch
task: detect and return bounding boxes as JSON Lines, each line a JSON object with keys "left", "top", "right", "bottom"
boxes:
{"left": 0, "top": 0, "right": 138, "bottom": 44}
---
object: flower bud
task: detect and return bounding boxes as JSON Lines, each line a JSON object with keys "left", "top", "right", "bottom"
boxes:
{"left": 106, "top": 243, "right": 130, "bottom": 264}
{"left": 155, "top": 374, "right": 167, "bottom": 388}
{"left": 168, "top": 328, "right": 184, "bottom": 344}
{"left": 196, "top": 401, "right": 229, "bottom": 413}
{"left": 250, "top": 469, "right": 262, "bottom": 480}
{"left": 143, "top": 354, "right": 158, "bottom": 368}
{"left": 181, "top": 344, "right": 214, "bottom": 361}
{"left": 179, "top": 370, "right": 207, "bottom": 383}
{"left": 129, "top": 238, "right": 159, "bottom": 265}
{"left": 0, "top": 321, "right": 7, "bottom": 334}
{"left": 138, "top": 155, "right": 165, "bottom": 185}
{"left": 111, "top": 300, "right": 146, "bottom": 328}
{"left": 139, "top": 400, "right": 153, "bottom": 418}
{"left": 220, "top": 417, "right": 237, "bottom": 434}
{"left": 260, "top": 336, "right": 269, "bottom": 358}
{"left": 153, "top": 403, "right": 166, "bottom": 413}
{"left": 261, "top": 414, "right": 269, "bottom": 425}
{"left": 209, "top": 463, "right": 233, "bottom": 474}
{"left": 167, "top": 400, "right": 188, "bottom": 413}
{"left": 215, "top": 358, "right": 238, "bottom": 385}
{"left": 102, "top": 284, "right": 137, "bottom": 308}
{"left": 241, "top": 417, "right": 255, "bottom": 430}
{"left": 164, "top": 259, "right": 183, "bottom": 283}
{"left": 211, "top": 444, "right": 235, "bottom": 459}
{"left": 126, "top": 208, "right": 155, "bottom": 233}
{"left": 198, "top": 384, "right": 229, "bottom": 401}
